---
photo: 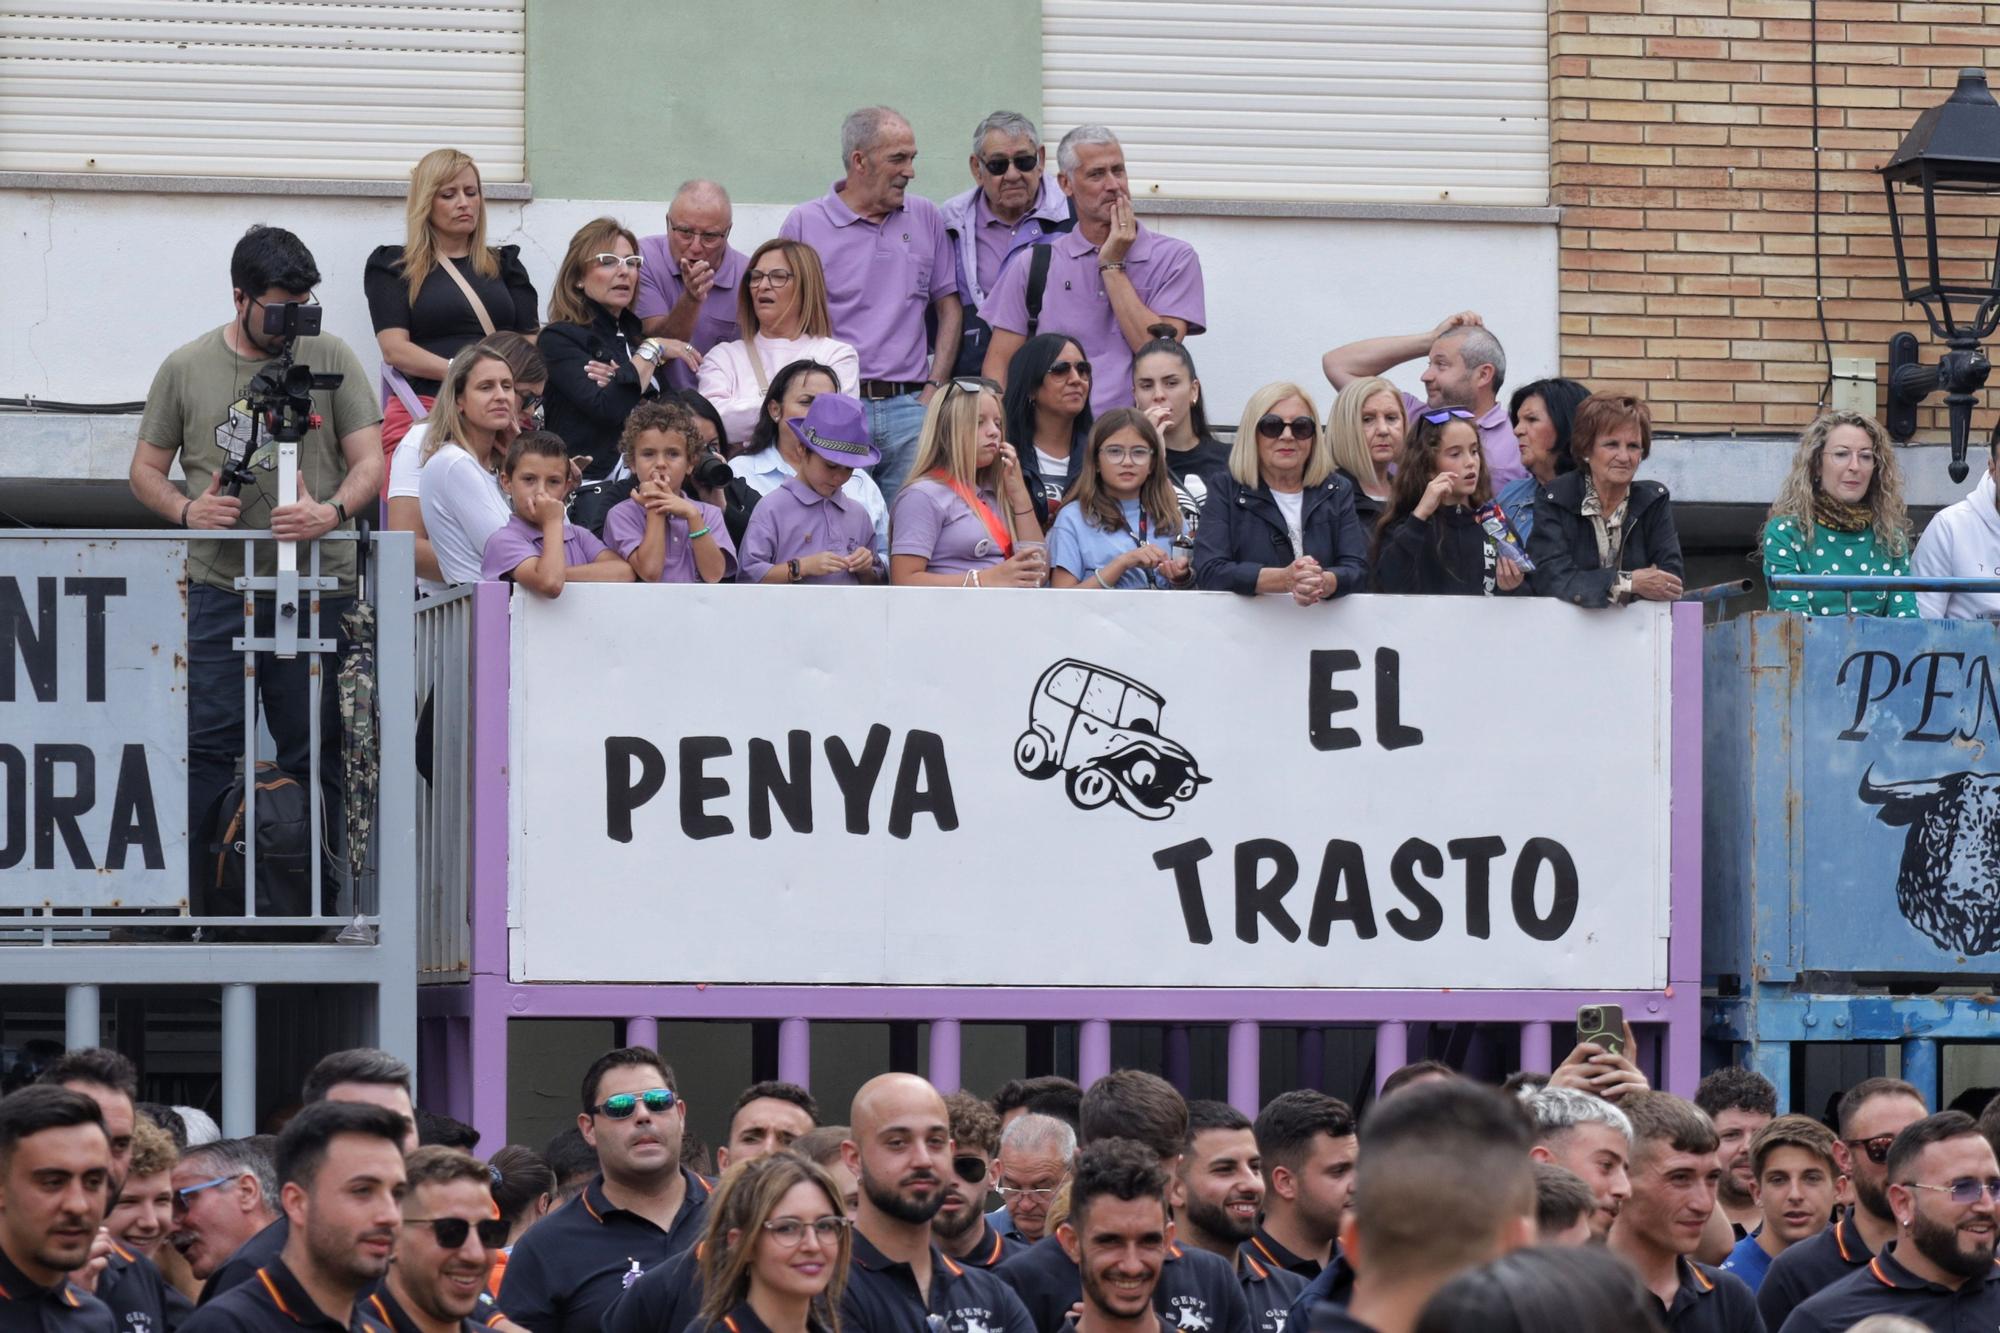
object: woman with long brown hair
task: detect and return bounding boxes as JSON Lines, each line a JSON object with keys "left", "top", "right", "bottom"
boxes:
{"left": 697, "top": 239, "right": 859, "bottom": 439}
{"left": 694, "top": 1153, "right": 851, "bottom": 1333}
{"left": 1370, "top": 409, "right": 1525, "bottom": 596}
{"left": 416, "top": 344, "right": 519, "bottom": 585}
{"left": 1047, "top": 409, "right": 1190, "bottom": 589}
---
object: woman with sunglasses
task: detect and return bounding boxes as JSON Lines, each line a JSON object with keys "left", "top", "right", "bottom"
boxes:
{"left": 733, "top": 361, "right": 888, "bottom": 562}
{"left": 1048, "top": 409, "right": 1190, "bottom": 589}
{"left": 1003, "top": 332, "right": 1096, "bottom": 526}
{"left": 696, "top": 239, "right": 859, "bottom": 441}
{"left": 1371, "top": 409, "right": 1525, "bottom": 596}
{"left": 1194, "top": 382, "right": 1368, "bottom": 604}
{"left": 538, "top": 217, "right": 701, "bottom": 482}
{"left": 692, "top": 1153, "right": 851, "bottom": 1333}
{"left": 1528, "top": 392, "right": 1684, "bottom": 607}
{"left": 889, "top": 377, "right": 1047, "bottom": 587}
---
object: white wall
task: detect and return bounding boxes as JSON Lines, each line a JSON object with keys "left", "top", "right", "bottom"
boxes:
{"left": 0, "top": 187, "right": 1557, "bottom": 439}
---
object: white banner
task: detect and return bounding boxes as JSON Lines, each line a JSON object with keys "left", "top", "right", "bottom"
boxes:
{"left": 510, "top": 588, "right": 1674, "bottom": 990}
{"left": 1, "top": 539, "right": 188, "bottom": 907}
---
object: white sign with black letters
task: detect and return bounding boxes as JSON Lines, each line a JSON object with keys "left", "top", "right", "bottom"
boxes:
{"left": 1, "top": 539, "right": 188, "bottom": 907}
{"left": 510, "top": 588, "right": 1674, "bottom": 990}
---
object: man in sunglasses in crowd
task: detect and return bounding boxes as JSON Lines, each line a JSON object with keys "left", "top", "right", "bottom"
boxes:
{"left": 941, "top": 111, "right": 1075, "bottom": 377}
{"left": 498, "top": 1047, "right": 711, "bottom": 1333}
{"left": 1758, "top": 1078, "right": 1928, "bottom": 1332}
{"left": 1780, "top": 1110, "right": 2000, "bottom": 1333}
{"left": 371, "top": 1147, "right": 505, "bottom": 1333}
{"left": 1320, "top": 310, "right": 1525, "bottom": 486}
{"left": 936, "top": 1093, "right": 1017, "bottom": 1269}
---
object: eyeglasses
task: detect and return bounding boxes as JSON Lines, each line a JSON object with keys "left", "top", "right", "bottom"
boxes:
{"left": 1256, "top": 415, "right": 1316, "bottom": 441}
{"left": 982, "top": 153, "right": 1040, "bottom": 177}
{"left": 1844, "top": 1135, "right": 1897, "bottom": 1166}
{"left": 405, "top": 1217, "right": 511, "bottom": 1249}
{"left": 747, "top": 269, "right": 795, "bottom": 289}
{"left": 1905, "top": 1178, "right": 2000, "bottom": 1205}
{"left": 594, "top": 1088, "right": 678, "bottom": 1118}
{"left": 591, "top": 253, "right": 644, "bottom": 271}
{"left": 1045, "top": 359, "right": 1092, "bottom": 381}
{"left": 172, "top": 1175, "right": 236, "bottom": 1214}
{"left": 1102, "top": 446, "right": 1154, "bottom": 464}
{"left": 761, "top": 1216, "right": 853, "bottom": 1246}
{"left": 953, "top": 1155, "right": 989, "bottom": 1184}
{"left": 249, "top": 294, "right": 320, "bottom": 312}
{"left": 948, "top": 376, "right": 997, "bottom": 400}
{"left": 995, "top": 1184, "right": 1060, "bottom": 1203}
{"left": 1420, "top": 408, "right": 1476, "bottom": 425}
{"left": 669, "top": 223, "right": 731, "bottom": 245}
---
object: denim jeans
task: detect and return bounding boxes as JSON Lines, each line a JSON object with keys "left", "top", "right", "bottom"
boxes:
{"left": 186, "top": 584, "right": 350, "bottom": 899}
{"left": 866, "top": 391, "right": 929, "bottom": 505}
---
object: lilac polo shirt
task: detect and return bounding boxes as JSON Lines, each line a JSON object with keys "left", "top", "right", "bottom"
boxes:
{"left": 778, "top": 182, "right": 958, "bottom": 383}
{"left": 984, "top": 223, "right": 1205, "bottom": 416}
{"left": 973, "top": 192, "right": 1056, "bottom": 295}
{"left": 1399, "top": 392, "right": 1526, "bottom": 487}
{"left": 889, "top": 477, "right": 1007, "bottom": 575}
{"left": 632, "top": 241, "right": 748, "bottom": 391}
{"left": 602, "top": 494, "right": 739, "bottom": 583}
{"left": 479, "top": 515, "right": 608, "bottom": 581}
{"left": 740, "top": 476, "right": 877, "bottom": 584}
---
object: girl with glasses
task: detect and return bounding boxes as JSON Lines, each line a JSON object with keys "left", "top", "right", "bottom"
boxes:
{"left": 1192, "top": 381, "right": 1369, "bottom": 606}
{"left": 1371, "top": 411, "right": 1526, "bottom": 596}
{"left": 697, "top": 240, "right": 860, "bottom": 441}
{"left": 1002, "top": 332, "right": 1096, "bottom": 527}
{"left": 889, "top": 378, "right": 1047, "bottom": 587}
{"left": 1048, "top": 410, "right": 1190, "bottom": 589}
{"left": 693, "top": 1153, "right": 851, "bottom": 1333}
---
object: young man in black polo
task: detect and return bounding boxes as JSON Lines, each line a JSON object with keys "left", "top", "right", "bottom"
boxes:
{"left": 1058, "top": 1139, "right": 1176, "bottom": 1333}
{"left": 182, "top": 1100, "right": 408, "bottom": 1333}
{"left": 1175, "top": 1102, "right": 1303, "bottom": 1333}
{"left": 1605, "top": 1092, "right": 1761, "bottom": 1333}
{"left": 997, "top": 1071, "right": 1250, "bottom": 1333}
{"left": 1248, "top": 1092, "right": 1355, "bottom": 1282}
{"left": 936, "top": 1093, "right": 1016, "bottom": 1269}
{"left": 1780, "top": 1110, "right": 2000, "bottom": 1332}
{"left": 712, "top": 1082, "right": 817, "bottom": 1174}
{"left": 369, "top": 1148, "right": 501, "bottom": 1333}
{"left": 0, "top": 1086, "right": 117, "bottom": 1333}
{"left": 497, "top": 1047, "right": 710, "bottom": 1333}
{"left": 835, "top": 1074, "right": 1032, "bottom": 1333}
{"left": 1757, "top": 1077, "right": 1926, "bottom": 1332}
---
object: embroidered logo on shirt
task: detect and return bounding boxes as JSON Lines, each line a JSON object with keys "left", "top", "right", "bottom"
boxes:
{"left": 1167, "top": 1297, "right": 1213, "bottom": 1331}
{"left": 622, "top": 1259, "right": 644, "bottom": 1289}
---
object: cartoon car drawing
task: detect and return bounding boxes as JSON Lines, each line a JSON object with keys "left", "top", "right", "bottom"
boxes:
{"left": 1014, "top": 659, "right": 1209, "bottom": 820}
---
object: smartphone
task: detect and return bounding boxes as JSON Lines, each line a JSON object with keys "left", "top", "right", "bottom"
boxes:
{"left": 1576, "top": 1003, "right": 1626, "bottom": 1056}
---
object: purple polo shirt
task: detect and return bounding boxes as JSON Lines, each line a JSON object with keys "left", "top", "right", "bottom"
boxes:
{"left": 889, "top": 478, "right": 1007, "bottom": 574}
{"left": 632, "top": 241, "right": 748, "bottom": 391}
{"left": 984, "top": 222, "right": 1205, "bottom": 416}
{"left": 740, "top": 476, "right": 877, "bottom": 584}
{"left": 778, "top": 181, "right": 958, "bottom": 383}
{"left": 480, "top": 515, "right": 608, "bottom": 581}
{"left": 1398, "top": 392, "right": 1526, "bottom": 487}
{"left": 974, "top": 192, "right": 1056, "bottom": 294}
{"left": 602, "top": 494, "right": 739, "bottom": 583}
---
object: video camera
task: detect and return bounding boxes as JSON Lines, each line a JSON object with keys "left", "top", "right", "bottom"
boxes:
{"left": 218, "top": 301, "right": 346, "bottom": 496}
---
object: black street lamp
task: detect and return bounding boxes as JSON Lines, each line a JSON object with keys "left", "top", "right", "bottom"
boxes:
{"left": 1881, "top": 68, "right": 2000, "bottom": 482}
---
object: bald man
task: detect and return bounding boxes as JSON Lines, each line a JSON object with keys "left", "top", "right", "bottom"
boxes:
{"left": 839, "top": 1075, "right": 1034, "bottom": 1333}
{"left": 635, "top": 179, "right": 746, "bottom": 388}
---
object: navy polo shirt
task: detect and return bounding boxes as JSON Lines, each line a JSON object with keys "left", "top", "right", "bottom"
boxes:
{"left": 199, "top": 1221, "right": 289, "bottom": 1307}
{"left": 179, "top": 1260, "right": 386, "bottom": 1333}
{"left": 693, "top": 1301, "right": 833, "bottom": 1333}
{"left": 498, "top": 1170, "right": 713, "bottom": 1333}
{"left": 1277, "top": 1251, "right": 1354, "bottom": 1333}
{"left": 842, "top": 1230, "right": 1034, "bottom": 1333}
{"left": 600, "top": 1245, "right": 702, "bottom": 1333}
{"left": 0, "top": 1242, "right": 115, "bottom": 1333}
{"left": 956, "top": 1225, "right": 1021, "bottom": 1271}
{"left": 1303, "top": 1305, "right": 1375, "bottom": 1333}
{"left": 363, "top": 1284, "right": 484, "bottom": 1333}
{"left": 996, "top": 1235, "right": 1251, "bottom": 1333}
{"left": 1235, "top": 1250, "right": 1306, "bottom": 1333}
{"left": 1242, "top": 1231, "right": 1320, "bottom": 1282}
{"left": 97, "top": 1245, "right": 192, "bottom": 1333}
{"left": 1780, "top": 1242, "right": 2000, "bottom": 1333}
{"left": 1653, "top": 1258, "right": 1760, "bottom": 1333}
{"left": 1756, "top": 1210, "right": 1872, "bottom": 1332}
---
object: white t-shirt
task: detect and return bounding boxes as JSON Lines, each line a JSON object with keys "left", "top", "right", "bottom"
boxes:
{"left": 417, "top": 442, "right": 514, "bottom": 586}
{"left": 696, "top": 334, "right": 861, "bottom": 441}
{"left": 1272, "top": 488, "right": 1306, "bottom": 559}
{"left": 1035, "top": 447, "right": 1070, "bottom": 511}
{"left": 387, "top": 421, "right": 431, "bottom": 501}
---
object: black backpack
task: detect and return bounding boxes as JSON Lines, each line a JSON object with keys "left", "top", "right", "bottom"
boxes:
{"left": 200, "top": 762, "right": 328, "bottom": 921}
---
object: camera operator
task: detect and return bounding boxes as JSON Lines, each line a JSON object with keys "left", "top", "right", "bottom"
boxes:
{"left": 127, "top": 225, "right": 383, "bottom": 903}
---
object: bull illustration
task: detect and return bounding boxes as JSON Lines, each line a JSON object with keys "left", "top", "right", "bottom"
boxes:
{"left": 1858, "top": 766, "right": 2000, "bottom": 954}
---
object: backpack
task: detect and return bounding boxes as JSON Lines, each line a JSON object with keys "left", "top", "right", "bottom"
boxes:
{"left": 200, "top": 762, "right": 328, "bottom": 922}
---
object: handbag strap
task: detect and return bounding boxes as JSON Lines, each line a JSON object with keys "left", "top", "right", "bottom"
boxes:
{"left": 745, "top": 332, "right": 770, "bottom": 393}
{"left": 380, "top": 362, "right": 429, "bottom": 421}
{"left": 437, "top": 254, "right": 497, "bottom": 336}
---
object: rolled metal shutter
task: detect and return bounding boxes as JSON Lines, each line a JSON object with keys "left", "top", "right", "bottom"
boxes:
{"left": 1043, "top": 0, "right": 1548, "bottom": 207}
{"left": 0, "top": 1, "right": 525, "bottom": 181}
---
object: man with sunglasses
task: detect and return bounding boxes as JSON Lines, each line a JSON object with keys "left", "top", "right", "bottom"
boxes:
{"left": 371, "top": 1148, "right": 504, "bottom": 1333}
{"left": 1757, "top": 1077, "right": 1927, "bottom": 1332}
{"left": 635, "top": 181, "right": 746, "bottom": 391}
{"left": 941, "top": 111, "right": 1075, "bottom": 377}
{"left": 498, "top": 1048, "right": 711, "bottom": 1333}
{"left": 1320, "top": 310, "right": 1525, "bottom": 487}
{"left": 936, "top": 1093, "right": 1016, "bottom": 1269}
{"left": 1779, "top": 1110, "right": 2000, "bottom": 1332}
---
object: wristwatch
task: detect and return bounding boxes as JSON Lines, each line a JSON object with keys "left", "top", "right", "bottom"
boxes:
{"left": 332, "top": 498, "right": 350, "bottom": 524}
{"left": 788, "top": 558, "right": 802, "bottom": 583}
{"left": 636, "top": 341, "right": 664, "bottom": 364}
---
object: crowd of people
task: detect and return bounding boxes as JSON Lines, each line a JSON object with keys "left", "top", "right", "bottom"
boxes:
{"left": 6, "top": 1037, "right": 1998, "bottom": 1333}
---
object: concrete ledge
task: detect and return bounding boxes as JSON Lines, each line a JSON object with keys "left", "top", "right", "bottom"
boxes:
{"left": 0, "top": 172, "right": 534, "bottom": 201}
{"left": 1136, "top": 198, "right": 1561, "bottom": 225}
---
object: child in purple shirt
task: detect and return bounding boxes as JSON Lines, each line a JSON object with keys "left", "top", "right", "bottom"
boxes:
{"left": 740, "top": 393, "right": 881, "bottom": 584}
{"left": 481, "top": 431, "right": 635, "bottom": 596}
{"left": 601, "top": 399, "right": 737, "bottom": 583}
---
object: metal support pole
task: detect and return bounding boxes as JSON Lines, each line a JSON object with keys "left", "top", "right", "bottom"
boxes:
{"left": 778, "top": 1019, "right": 811, "bottom": 1088}
{"left": 64, "top": 986, "right": 100, "bottom": 1051}
{"left": 1749, "top": 1037, "right": 1791, "bottom": 1117}
{"left": 1520, "top": 1020, "right": 1553, "bottom": 1076}
{"left": 1163, "top": 1025, "right": 1191, "bottom": 1093}
{"left": 1079, "top": 1019, "right": 1112, "bottom": 1087}
{"left": 929, "top": 1020, "right": 962, "bottom": 1094}
{"left": 1374, "top": 1020, "right": 1409, "bottom": 1095}
{"left": 1227, "top": 1020, "right": 1260, "bottom": 1115}
{"left": 221, "top": 984, "right": 257, "bottom": 1138}
{"left": 1901, "top": 1037, "right": 1941, "bottom": 1111}
{"left": 625, "top": 1016, "right": 659, "bottom": 1051}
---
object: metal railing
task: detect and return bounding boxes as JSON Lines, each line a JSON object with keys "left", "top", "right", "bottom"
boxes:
{"left": 1766, "top": 572, "right": 2000, "bottom": 613}
{"left": 415, "top": 585, "right": 477, "bottom": 981}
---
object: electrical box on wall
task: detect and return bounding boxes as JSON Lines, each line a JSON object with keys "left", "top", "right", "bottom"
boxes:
{"left": 1831, "top": 357, "right": 1877, "bottom": 417}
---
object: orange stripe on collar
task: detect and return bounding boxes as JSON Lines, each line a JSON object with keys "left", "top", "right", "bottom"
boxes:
{"left": 1242, "top": 1254, "right": 1269, "bottom": 1281}
{"left": 940, "top": 1253, "right": 964, "bottom": 1277}
{"left": 1247, "top": 1237, "right": 1279, "bottom": 1267}
{"left": 1690, "top": 1266, "right": 1714, "bottom": 1292}
{"left": 1868, "top": 1257, "right": 1893, "bottom": 1288}
{"left": 256, "top": 1269, "right": 299, "bottom": 1323}
{"left": 369, "top": 1295, "right": 392, "bottom": 1324}
{"left": 1835, "top": 1221, "right": 1856, "bottom": 1263}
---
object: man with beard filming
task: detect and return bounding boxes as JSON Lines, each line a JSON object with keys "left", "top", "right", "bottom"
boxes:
{"left": 1057, "top": 1140, "right": 1177, "bottom": 1333}
{"left": 1778, "top": 1111, "right": 2000, "bottom": 1332}
{"left": 837, "top": 1075, "right": 1032, "bottom": 1333}
{"left": 1176, "top": 1102, "right": 1305, "bottom": 1333}
{"left": 936, "top": 1093, "right": 1016, "bottom": 1269}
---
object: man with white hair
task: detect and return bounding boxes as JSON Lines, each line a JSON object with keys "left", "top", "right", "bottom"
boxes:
{"left": 781, "top": 106, "right": 962, "bottom": 502}
{"left": 942, "top": 110, "right": 1075, "bottom": 376}
{"left": 1523, "top": 1086, "right": 1635, "bottom": 1242}
{"left": 987, "top": 1112, "right": 1076, "bottom": 1244}
{"left": 982, "top": 124, "right": 1205, "bottom": 415}
{"left": 1321, "top": 311, "right": 1526, "bottom": 485}
{"left": 635, "top": 179, "right": 747, "bottom": 390}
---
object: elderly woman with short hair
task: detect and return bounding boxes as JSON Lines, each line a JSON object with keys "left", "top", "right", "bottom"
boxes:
{"left": 1527, "top": 392, "right": 1683, "bottom": 607}
{"left": 1761, "top": 410, "right": 1916, "bottom": 617}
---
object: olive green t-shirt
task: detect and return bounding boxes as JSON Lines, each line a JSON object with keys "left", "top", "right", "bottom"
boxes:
{"left": 138, "top": 326, "right": 381, "bottom": 594}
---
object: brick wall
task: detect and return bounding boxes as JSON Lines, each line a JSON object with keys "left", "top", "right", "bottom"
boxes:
{"left": 1549, "top": 0, "right": 2000, "bottom": 437}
